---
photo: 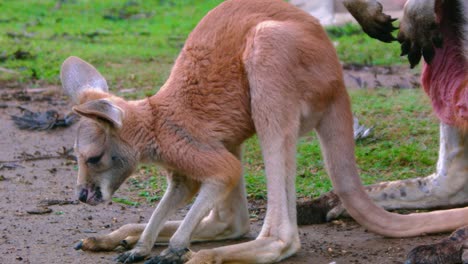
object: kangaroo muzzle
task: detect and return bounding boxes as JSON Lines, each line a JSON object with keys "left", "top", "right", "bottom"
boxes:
{"left": 77, "top": 184, "right": 103, "bottom": 205}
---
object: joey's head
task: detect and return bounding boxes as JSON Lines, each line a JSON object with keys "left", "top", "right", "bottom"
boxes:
{"left": 60, "top": 56, "right": 139, "bottom": 205}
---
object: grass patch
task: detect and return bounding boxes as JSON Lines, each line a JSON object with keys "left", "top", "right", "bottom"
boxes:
{"left": 112, "top": 197, "right": 141, "bottom": 207}
{"left": 0, "top": 0, "right": 223, "bottom": 89}
{"left": 123, "top": 165, "right": 168, "bottom": 203}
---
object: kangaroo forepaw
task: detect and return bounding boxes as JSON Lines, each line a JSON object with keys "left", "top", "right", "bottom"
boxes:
{"left": 144, "top": 248, "right": 192, "bottom": 264}
{"left": 116, "top": 250, "right": 148, "bottom": 263}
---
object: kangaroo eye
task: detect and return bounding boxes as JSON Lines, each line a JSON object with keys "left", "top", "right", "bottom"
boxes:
{"left": 86, "top": 153, "right": 103, "bottom": 164}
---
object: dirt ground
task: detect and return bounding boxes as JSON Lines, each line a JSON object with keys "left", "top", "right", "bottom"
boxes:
{"left": 0, "top": 67, "right": 448, "bottom": 264}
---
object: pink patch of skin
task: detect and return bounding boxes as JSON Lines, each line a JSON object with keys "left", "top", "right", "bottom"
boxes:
{"left": 457, "top": 84, "right": 468, "bottom": 119}
{"left": 421, "top": 3, "right": 468, "bottom": 128}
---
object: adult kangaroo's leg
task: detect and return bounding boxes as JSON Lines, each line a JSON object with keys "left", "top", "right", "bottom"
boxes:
{"left": 302, "top": 123, "right": 468, "bottom": 223}
{"left": 364, "top": 123, "right": 468, "bottom": 210}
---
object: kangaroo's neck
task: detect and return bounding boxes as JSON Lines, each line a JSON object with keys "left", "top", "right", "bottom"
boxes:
{"left": 119, "top": 97, "right": 163, "bottom": 163}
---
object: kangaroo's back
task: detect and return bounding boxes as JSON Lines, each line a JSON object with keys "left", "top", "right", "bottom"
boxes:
{"left": 158, "top": 0, "right": 344, "bottom": 145}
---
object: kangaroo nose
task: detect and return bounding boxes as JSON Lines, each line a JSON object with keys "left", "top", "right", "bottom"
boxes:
{"left": 78, "top": 189, "right": 88, "bottom": 203}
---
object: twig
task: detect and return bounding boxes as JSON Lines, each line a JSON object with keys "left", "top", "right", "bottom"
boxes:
{"left": 26, "top": 207, "right": 53, "bottom": 215}
{"left": 0, "top": 155, "right": 73, "bottom": 164}
{"left": 0, "top": 148, "right": 76, "bottom": 164}
{"left": 38, "top": 199, "right": 79, "bottom": 206}
{"left": 0, "top": 163, "right": 24, "bottom": 170}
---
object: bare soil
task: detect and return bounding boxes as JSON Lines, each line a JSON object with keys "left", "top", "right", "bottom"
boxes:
{"left": 0, "top": 67, "right": 448, "bottom": 264}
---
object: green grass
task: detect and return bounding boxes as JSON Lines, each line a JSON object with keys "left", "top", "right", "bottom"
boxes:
{"left": 112, "top": 197, "right": 141, "bottom": 207}
{"left": 0, "top": 1, "right": 405, "bottom": 88}
{"left": 1, "top": 1, "right": 438, "bottom": 205}
{"left": 0, "top": 0, "right": 223, "bottom": 89}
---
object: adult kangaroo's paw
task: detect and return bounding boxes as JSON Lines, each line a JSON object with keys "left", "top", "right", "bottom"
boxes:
{"left": 144, "top": 248, "right": 193, "bottom": 264}
{"left": 405, "top": 226, "right": 468, "bottom": 264}
{"left": 343, "top": 0, "right": 397, "bottom": 43}
{"left": 398, "top": 0, "right": 441, "bottom": 68}
{"left": 296, "top": 191, "right": 344, "bottom": 225}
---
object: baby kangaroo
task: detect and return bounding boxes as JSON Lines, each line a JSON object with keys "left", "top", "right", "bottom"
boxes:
{"left": 62, "top": 0, "right": 468, "bottom": 263}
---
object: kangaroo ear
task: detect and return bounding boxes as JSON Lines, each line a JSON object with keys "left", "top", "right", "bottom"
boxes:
{"left": 73, "top": 99, "right": 123, "bottom": 129}
{"left": 60, "top": 56, "right": 109, "bottom": 103}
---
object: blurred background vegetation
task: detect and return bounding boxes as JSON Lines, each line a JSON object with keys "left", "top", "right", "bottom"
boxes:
{"left": 0, "top": 0, "right": 403, "bottom": 88}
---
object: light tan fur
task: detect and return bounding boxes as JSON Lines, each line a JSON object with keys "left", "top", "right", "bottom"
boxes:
{"left": 61, "top": 0, "right": 468, "bottom": 263}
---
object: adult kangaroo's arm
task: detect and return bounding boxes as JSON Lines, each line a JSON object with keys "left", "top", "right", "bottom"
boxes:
{"left": 342, "top": 0, "right": 397, "bottom": 42}
{"left": 344, "top": 0, "right": 443, "bottom": 67}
